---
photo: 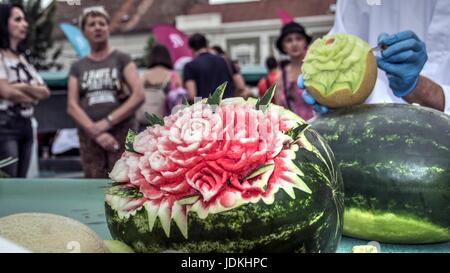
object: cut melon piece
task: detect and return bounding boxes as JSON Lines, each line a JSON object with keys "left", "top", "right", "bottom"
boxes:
{"left": 302, "top": 33, "right": 377, "bottom": 108}
{"left": 0, "top": 213, "right": 109, "bottom": 253}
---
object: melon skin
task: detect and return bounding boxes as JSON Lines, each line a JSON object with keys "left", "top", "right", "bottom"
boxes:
{"left": 104, "top": 240, "right": 135, "bottom": 253}
{"left": 105, "top": 186, "right": 339, "bottom": 253}
{"left": 302, "top": 33, "right": 378, "bottom": 108}
{"left": 0, "top": 213, "right": 109, "bottom": 253}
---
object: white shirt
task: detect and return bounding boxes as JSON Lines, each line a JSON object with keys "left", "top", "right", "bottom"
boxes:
{"left": 0, "top": 52, "right": 43, "bottom": 85}
{"left": 330, "top": 0, "right": 450, "bottom": 114}
{"left": 0, "top": 51, "right": 44, "bottom": 113}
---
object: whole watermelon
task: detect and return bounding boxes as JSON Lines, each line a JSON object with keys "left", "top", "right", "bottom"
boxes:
{"left": 0, "top": 213, "right": 109, "bottom": 253}
{"left": 105, "top": 88, "right": 344, "bottom": 253}
{"left": 311, "top": 104, "right": 450, "bottom": 244}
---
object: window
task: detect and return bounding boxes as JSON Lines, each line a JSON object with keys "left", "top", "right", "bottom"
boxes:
{"left": 231, "top": 44, "right": 255, "bottom": 65}
{"left": 227, "top": 37, "right": 260, "bottom": 65}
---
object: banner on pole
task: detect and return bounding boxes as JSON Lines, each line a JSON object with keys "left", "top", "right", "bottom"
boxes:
{"left": 60, "top": 23, "right": 91, "bottom": 58}
{"left": 152, "top": 24, "right": 193, "bottom": 71}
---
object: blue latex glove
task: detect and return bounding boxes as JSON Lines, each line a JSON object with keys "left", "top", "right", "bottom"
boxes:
{"left": 376, "top": 31, "right": 428, "bottom": 97}
{"left": 297, "top": 75, "right": 329, "bottom": 113}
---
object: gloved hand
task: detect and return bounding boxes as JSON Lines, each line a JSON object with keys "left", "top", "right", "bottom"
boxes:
{"left": 297, "top": 75, "right": 329, "bottom": 113}
{"left": 376, "top": 31, "right": 428, "bottom": 97}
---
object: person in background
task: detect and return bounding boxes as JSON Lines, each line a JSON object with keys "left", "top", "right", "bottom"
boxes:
{"left": 274, "top": 21, "right": 314, "bottom": 121}
{"left": 183, "top": 33, "right": 245, "bottom": 101}
{"left": 232, "top": 60, "right": 241, "bottom": 74}
{"left": 0, "top": 3, "right": 50, "bottom": 177}
{"left": 279, "top": 59, "right": 291, "bottom": 70}
{"left": 137, "top": 44, "right": 183, "bottom": 130}
{"left": 210, "top": 45, "right": 249, "bottom": 98}
{"left": 67, "top": 6, "right": 144, "bottom": 178}
{"left": 300, "top": 0, "right": 450, "bottom": 115}
{"left": 257, "top": 56, "right": 279, "bottom": 98}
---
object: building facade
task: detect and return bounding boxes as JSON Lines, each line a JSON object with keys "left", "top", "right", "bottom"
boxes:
{"left": 176, "top": 14, "right": 335, "bottom": 66}
{"left": 176, "top": 0, "right": 336, "bottom": 66}
{"left": 53, "top": 0, "right": 335, "bottom": 69}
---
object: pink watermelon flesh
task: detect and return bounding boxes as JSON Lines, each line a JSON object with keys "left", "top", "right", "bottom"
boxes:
{"left": 107, "top": 99, "right": 312, "bottom": 239}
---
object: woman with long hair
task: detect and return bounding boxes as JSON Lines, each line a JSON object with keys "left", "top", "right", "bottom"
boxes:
{"left": 0, "top": 3, "right": 50, "bottom": 177}
{"left": 67, "top": 7, "right": 144, "bottom": 178}
{"left": 137, "top": 44, "right": 183, "bottom": 130}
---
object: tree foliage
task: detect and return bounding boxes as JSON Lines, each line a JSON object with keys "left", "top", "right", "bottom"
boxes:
{"left": 8, "top": 0, "right": 62, "bottom": 70}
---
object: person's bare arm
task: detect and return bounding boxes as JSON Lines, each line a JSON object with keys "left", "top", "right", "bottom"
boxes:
{"left": 67, "top": 76, "right": 121, "bottom": 148}
{"left": 66, "top": 75, "right": 99, "bottom": 137}
{"left": 104, "top": 62, "right": 145, "bottom": 126}
{"left": 175, "top": 73, "right": 183, "bottom": 88}
{"left": 12, "top": 83, "right": 50, "bottom": 100}
{"left": 95, "top": 132, "right": 120, "bottom": 152}
{"left": 184, "top": 80, "right": 197, "bottom": 102}
{"left": 404, "top": 75, "right": 445, "bottom": 112}
{"left": 232, "top": 74, "right": 250, "bottom": 98}
{"left": 0, "top": 79, "right": 35, "bottom": 103}
{"left": 274, "top": 75, "right": 285, "bottom": 106}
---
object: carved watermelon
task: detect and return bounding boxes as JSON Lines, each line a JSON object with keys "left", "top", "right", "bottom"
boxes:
{"left": 105, "top": 85, "right": 344, "bottom": 253}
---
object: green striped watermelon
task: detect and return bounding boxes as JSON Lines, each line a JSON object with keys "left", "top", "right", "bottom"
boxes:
{"left": 104, "top": 86, "right": 344, "bottom": 253}
{"left": 311, "top": 103, "right": 450, "bottom": 244}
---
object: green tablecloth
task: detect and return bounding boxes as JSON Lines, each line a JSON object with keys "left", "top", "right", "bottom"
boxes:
{"left": 0, "top": 178, "right": 448, "bottom": 253}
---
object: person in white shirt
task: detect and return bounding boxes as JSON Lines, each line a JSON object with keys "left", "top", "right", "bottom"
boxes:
{"left": 300, "top": 0, "right": 450, "bottom": 114}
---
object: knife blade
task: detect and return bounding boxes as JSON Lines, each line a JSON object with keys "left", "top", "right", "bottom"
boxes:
{"left": 372, "top": 44, "right": 387, "bottom": 52}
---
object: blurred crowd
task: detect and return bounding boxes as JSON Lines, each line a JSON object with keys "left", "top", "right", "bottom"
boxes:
{"left": 0, "top": 4, "right": 313, "bottom": 179}
{"left": 1, "top": 0, "right": 449, "bottom": 179}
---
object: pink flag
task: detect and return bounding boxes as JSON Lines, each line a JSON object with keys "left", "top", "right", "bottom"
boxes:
{"left": 277, "top": 9, "right": 294, "bottom": 25}
{"left": 152, "top": 24, "right": 193, "bottom": 70}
